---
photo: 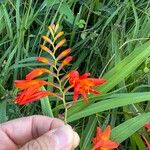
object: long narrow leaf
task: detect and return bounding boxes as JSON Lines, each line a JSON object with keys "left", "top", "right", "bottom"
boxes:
{"left": 111, "top": 112, "right": 150, "bottom": 143}
{"left": 68, "top": 92, "right": 150, "bottom": 122}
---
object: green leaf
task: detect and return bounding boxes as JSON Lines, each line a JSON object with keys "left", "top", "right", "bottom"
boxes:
{"left": 99, "top": 40, "right": 150, "bottom": 93}
{"left": 80, "top": 116, "right": 97, "bottom": 149}
{"left": 46, "top": 0, "right": 60, "bottom": 6}
{"left": 67, "top": 40, "right": 150, "bottom": 116}
{"left": 40, "top": 86, "right": 53, "bottom": 117}
{"left": 60, "top": 2, "right": 75, "bottom": 24}
{"left": 0, "top": 101, "right": 7, "bottom": 123}
{"left": 67, "top": 92, "right": 150, "bottom": 122}
{"left": 111, "top": 112, "right": 150, "bottom": 143}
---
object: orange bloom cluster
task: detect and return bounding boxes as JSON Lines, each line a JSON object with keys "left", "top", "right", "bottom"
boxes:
{"left": 92, "top": 126, "right": 119, "bottom": 150}
{"left": 14, "top": 24, "right": 106, "bottom": 105}
{"left": 15, "top": 68, "right": 56, "bottom": 105}
{"left": 68, "top": 70, "right": 106, "bottom": 104}
{"left": 145, "top": 124, "right": 150, "bottom": 132}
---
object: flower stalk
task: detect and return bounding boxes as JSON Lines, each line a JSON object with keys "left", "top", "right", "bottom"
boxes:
{"left": 14, "top": 23, "right": 106, "bottom": 124}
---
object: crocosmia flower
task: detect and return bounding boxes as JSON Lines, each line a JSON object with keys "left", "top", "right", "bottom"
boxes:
{"left": 92, "top": 126, "right": 119, "bottom": 150}
{"left": 15, "top": 86, "right": 54, "bottom": 105}
{"left": 145, "top": 124, "right": 150, "bottom": 132}
{"left": 68, "top": 70, "right": 106, "bottom": 103}
{"left": 15, "top": 68, "right": 57, "bottom": 105}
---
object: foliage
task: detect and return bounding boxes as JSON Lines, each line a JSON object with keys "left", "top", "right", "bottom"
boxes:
{"left": 0, "top": 0, "right": 150, "bottom": 149}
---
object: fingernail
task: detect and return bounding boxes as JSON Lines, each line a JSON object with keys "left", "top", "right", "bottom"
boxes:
{"left": 73, "top": 131, "right": 80, "bottom": 148}
{"left": 49, "top": 125, "right": 73, "bottom": 149}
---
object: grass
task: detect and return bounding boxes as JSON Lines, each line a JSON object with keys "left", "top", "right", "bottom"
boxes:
{"left": 0, "top": 0, "right": 150, "bottom": 149}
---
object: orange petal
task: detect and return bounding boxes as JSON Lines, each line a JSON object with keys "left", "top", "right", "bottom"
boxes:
{"left": 55, "top": 31, "right": 64, "bottom": 40}
{"left": 73, "top": 85, "right": 80, "bottom": 101}
{"left": 103, "top": 140, "right": 119, "bottom": 149}
{"left": 15, "top": 88, "right": 54, "bottom": 105}
{"left": 92, "top": 140, "right": 103, "bottom": 150}
{"left": 79, "top": 73, "right": 90, "bottom": 79}
{"left": 90, "top": 78, "right": 107, "bottom": 86}
{"left": 55, "top": 39, "right": 66, "bottom": 50}
{"left": 58, "top": 56, "right": 73, "bottom": 71}
{"left": 69, "top": 70, "right": 79, "bottom": 79}
{"left": 80, "top": 90, "right": 88, "bottom": 104}
{"left": 36, "top": 57, "right": 55, "bottom": 67}
{"left": 89, "top": 88, "right": 100, "bottom": 94}
{"left": 42, "top": 36, "right": 53, "bottom": 45}
{"left": 102, "top": 125, "right": 111, "bottom": 141}
{"left": 15, "top": 80, "right": 50, "bottom": 89}
{"left": 40, "top": 45, "right": 53, "bottom": 55}
{"left": 25, "top": 68, "right": 55, "bottom": 80}
{"left": 96, "top": 127, "right": 103, "bottom": 138}
{"left": 61, "top": 56, "right": 73, "bottom": 66}
{"left": 145, "top": 123, "right": 150, "bottom": 132}
{"left": 57, "top": 48, "right": 71, "bottom": 60}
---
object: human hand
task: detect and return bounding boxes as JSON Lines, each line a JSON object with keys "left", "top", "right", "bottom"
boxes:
{"left": 0, "top": 115, "right": 80, "bottom": 150}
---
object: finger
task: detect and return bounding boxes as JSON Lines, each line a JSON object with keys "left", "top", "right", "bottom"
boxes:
{"left": 19, "top": 125, "right": 80, "bottom": 150}
{"left": 1, "top": 115, "right": 64, "bottom": 146}
{"left": 72, "top": 131, "right": 80, "bottom": 149}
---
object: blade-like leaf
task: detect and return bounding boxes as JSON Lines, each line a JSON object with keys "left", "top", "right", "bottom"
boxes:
{"left": 0, "top": 101, "right": 7, "bottom": 123}
{"left": 40, "top": 86, "right": 53, "bottom": 117}
{"left": 111, "top": 112, "right": 150, "bottom": 143}
{"left": 67, "top": 92, "right": 150, "bottom": 122}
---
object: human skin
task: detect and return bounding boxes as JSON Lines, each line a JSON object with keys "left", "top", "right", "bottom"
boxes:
{"left": 0, "top": 115, "right": 80, "bottom": 150}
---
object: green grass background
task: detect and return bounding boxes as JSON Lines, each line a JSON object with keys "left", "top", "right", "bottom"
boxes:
{"left": 0, "top": 0, "right": 150, "bottom": 149}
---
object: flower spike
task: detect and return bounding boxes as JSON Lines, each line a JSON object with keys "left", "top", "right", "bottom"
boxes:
{"left": 15, "top": 23, "right": 74, "bottom": 106}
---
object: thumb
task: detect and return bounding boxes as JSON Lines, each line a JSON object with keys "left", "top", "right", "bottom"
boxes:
{"left": 19, "top": 125, "right": 80, "bottom": 150}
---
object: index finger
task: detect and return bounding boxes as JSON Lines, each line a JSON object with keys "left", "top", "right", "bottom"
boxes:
{"left": 1, "top": 115, "right": 64, "bottom": 146}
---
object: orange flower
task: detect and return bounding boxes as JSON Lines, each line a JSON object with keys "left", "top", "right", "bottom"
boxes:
{"left": 25, "top": 68, "right": 55, "bottom": 80}
{"left": 14, "top": 68, "right": 59, "bottom": 105}
{"left": 40, "top": 45, "right": 53, "bottom": 55}
{"left": 58, "top": 56, "right": 73, "bottom": 72}
{"left": 15, "top": 86, "right": 54, "bottom": 105}
{"left": 36, "top": 57, "right": 55, "bottom": 67}
{"left": 92, "top": 126, "right": 119, "bottom": 150}
{"left": 145, "top": 124, "right": 150, "bottom": 132}
{"left": 15, "top": 80, "right": 50, "bottom": 89}
{"left": 57, "top": 48, "right": 71, "bottom": 60}
{"left": 55, "top": 39, "right": 66, "bottom": 50}
{"left": 55, "top": 31, "right": 64, "bottom": 40}
{"left": 68, "top": 70, "right": 106, "bottom": 103}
